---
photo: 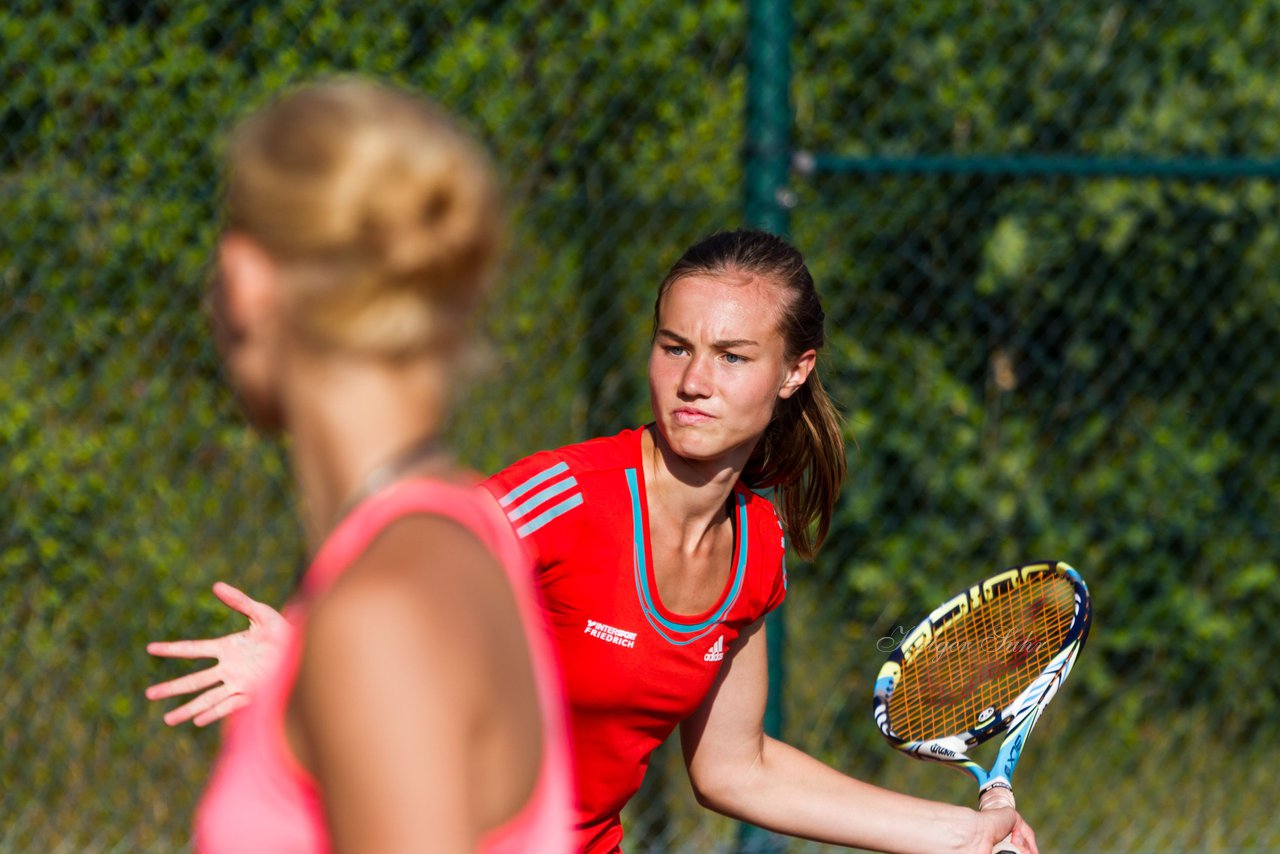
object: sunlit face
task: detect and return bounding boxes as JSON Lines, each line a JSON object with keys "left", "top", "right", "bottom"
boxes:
{"left": 648, "top": 273, "right": 814, "bottom": 469}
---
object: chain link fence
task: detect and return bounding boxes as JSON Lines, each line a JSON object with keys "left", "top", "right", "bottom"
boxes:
{"left": 2, "top": 2, "right": 1276, "bottom": 852}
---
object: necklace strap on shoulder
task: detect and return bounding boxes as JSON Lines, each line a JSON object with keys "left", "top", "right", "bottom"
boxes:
{"left": 298, "top": 432, "right": 446, "bottom": 592}
{"left": 334, "top": 433, "right": 445, "bottom": 524}
{"left": 358, "top": 433, "right": 444, "bottom": 496}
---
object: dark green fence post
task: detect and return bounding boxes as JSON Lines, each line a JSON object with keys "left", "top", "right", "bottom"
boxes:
{"left": 744, "top": 0, "right": 794, "bottom": 238}
{"left": 737, "top": 0, "right": 791, "bottom": 851}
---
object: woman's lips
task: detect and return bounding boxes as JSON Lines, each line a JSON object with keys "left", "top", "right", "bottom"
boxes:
{"left": 672, "top": 407, "right": 715, "bottom": 425}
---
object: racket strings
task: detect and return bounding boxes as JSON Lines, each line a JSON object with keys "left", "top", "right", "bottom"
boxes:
{"left": 887, "top": 575, "right": 1076, "bottom": 741}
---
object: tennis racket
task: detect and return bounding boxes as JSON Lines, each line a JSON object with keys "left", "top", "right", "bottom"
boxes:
{"left": 871, "top": 560, "right": 1091, "bottom": 854}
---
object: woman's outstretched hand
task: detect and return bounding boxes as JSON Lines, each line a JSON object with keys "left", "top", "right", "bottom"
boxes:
{"left": 146, "top": 582, "right": 292, "bottom": 726}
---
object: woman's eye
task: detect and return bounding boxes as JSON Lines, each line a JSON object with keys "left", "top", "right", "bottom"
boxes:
{"left": 724, "top": 353, "right": 745, "bottom": 364}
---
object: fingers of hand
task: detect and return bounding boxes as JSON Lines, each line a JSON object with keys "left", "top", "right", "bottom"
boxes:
{"left": 162, "top": 684, "right": 233, "bottom": 727}
{"left": 1013, "top": 818, "right": 1038, "bottom": 854}
{"left": 146, "top": 639, "right": 223, "bottom": 660}
{"left": 975, "top": 793, "right": 1022, "bottom": 854}
{"left": 193, "top": 693, "right": 251, "bottom": 727}
{"left": 987, "top": 810, "right": 1037, "bottom": 854}
{"left": 989, "top": 822, "right": 1025, "bottom": 854}
{"left": 212, "top": 581, "right": 262, "bottom": 618}
{"left": 145, "top": 665, "right": 223, "bottom": 700}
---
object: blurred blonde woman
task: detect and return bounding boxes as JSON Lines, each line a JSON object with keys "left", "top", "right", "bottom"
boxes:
{"left": 189, "top": 78, "right": 572, "bottom": 853}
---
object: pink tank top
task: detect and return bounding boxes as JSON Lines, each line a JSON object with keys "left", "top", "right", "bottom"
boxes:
{"left": 194, "top": 479, "right": 574, "bottom": 853}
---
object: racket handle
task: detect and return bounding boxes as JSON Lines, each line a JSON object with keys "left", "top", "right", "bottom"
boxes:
{"left": 978, "top": 786, "right": 1023, "bottom": 854}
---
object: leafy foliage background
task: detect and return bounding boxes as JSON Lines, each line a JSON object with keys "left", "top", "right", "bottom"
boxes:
{"left": 1, "top": 2, "right": 1276, "bottom": 851}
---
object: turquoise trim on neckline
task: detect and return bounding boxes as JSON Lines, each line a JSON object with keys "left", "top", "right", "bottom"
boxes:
{"left": 626, "top": 468, "right": 748, "bottom": 643}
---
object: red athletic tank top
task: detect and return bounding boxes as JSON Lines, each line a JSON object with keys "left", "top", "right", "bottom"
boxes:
{"left": 482, "top": 428, "right": 788, "bottom": 852}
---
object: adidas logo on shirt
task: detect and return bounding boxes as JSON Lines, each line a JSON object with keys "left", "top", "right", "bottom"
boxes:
{"left": 704, "top": 635, "right": 725, "bottom": 662}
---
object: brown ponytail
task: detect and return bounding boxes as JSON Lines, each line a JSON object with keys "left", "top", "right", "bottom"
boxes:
{"left": 654, "top": 229, "right": 847, "bottom": 558}
{"left": 745, "top": 367, "right": 846, "bottom": 558}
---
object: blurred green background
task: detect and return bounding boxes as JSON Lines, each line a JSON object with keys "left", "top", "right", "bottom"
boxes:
{"left": 2, "top": 2, "right": 1277, "bottom": 851}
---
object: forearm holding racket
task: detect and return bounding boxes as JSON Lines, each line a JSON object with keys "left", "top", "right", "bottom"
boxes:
{"left": 680, "top": 618, "right": 1037, "bottom": 854}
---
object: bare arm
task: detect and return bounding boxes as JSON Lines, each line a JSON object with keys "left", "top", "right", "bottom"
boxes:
{"left": 289, "top": 516, "right": 542, "bottom": 854}
{"left": 679, "top": 618, "right": 1038, "bottom": 854}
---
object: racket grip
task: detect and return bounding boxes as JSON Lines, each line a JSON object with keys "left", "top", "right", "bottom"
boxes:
{"left": 978, "top": 786, "right": 1023, "bottom": 854}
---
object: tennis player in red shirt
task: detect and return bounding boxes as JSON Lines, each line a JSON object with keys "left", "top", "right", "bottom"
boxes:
{"left": 150, "top": 229, "right": 1037, "bottom": 854}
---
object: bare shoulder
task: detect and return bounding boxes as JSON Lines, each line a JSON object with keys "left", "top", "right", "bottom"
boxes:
{"left": 290, "top": 515, "right": 544, "bottom": 845}
{"left": 308, "top": 514, "right": 522, "bottom": 675}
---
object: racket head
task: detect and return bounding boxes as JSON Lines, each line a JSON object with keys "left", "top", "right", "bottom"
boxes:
{"left": 872, "top": 560, "right": 1091, "bottom": 785}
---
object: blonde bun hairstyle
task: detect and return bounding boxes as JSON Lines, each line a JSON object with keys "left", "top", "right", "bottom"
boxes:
{"left": 224, "top": 78, "right": 502, "bottom": 356}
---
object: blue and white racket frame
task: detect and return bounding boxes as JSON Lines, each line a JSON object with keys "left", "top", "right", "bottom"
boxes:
{"left": 871, "top": 561, "right": 1092, "bottom": 798}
